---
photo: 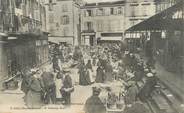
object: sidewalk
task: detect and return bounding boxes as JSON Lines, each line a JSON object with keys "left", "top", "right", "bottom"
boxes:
{"left": 155, "top": 62, "right": 184, "bottom": 103}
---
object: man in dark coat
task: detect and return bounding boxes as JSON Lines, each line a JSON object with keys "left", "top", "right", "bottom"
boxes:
{"left": 52, "top": 55, "right": 60, "bottom": 72}
{"left": 41, "top": 69, "right": 56, "bottom": 104}
{"left": 84, "top": 87, "right": 106, "bottom": 113}
{"left": 21, "top": 69, "right": 32, "bottom": 95}
{"left": 60, "top": 70, "right": 73, "bottom": 105}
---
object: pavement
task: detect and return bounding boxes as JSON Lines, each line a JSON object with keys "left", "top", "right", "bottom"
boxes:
{"left": 0, "top": 59, "right": 94, "bottom": 113}
{"left": 155, "top": 62, "right": 184, "bottom": 103}
{"left": 1, "top": 54, "right": 184, "bottom": 113}
{"left": 140, "top": 53, "right": 184, "bottom": 103}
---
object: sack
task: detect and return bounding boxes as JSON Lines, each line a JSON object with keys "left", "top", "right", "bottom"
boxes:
{"left": 60, "top": 86, "right": 74, "bottom": 94}
{"left": 68, "top": 87, "right": 74, "bottom": 93}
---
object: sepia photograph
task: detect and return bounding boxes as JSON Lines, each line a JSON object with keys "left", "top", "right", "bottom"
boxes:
{"left": 0, "top": 0, "right": 184, "bottom": 113}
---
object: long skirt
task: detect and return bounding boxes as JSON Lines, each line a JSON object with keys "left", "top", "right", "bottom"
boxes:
{"left": 55, "top": 79, "right": 63, "bottom": 99}
{"left": 88, "top": 69, "right": 95, "bottom": 83}
{"left": 25, "top": 90, "right": 42, "bottom": 108}
{"left": 105, "top": 72, "right": 114, "bottom": 82}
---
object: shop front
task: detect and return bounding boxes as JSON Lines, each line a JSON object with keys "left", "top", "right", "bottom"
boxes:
{"left": 81, "top": 32, "right": 96, "bottom": 46}
{"left": 97, "top": 33, "right": 123, "bottom": 45}
{"left": 49, "top": 36, "right": 74, "bottom": 45}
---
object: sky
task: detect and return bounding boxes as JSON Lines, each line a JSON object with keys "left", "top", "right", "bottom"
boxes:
{"left": 84, "top": 0, "right": 122, "bottom": 3}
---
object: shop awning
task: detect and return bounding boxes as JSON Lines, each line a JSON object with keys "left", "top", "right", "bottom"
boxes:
{"left": 126, "top": 1, "right": 184, "bottom": 32}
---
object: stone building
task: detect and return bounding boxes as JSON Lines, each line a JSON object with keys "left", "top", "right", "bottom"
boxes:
{"left": 45, "top": 0, "right": 83, "bottom": 45}
{"left": 81, "top": 1, "right": 125, "bottom": 46}
{"left": 0, "top": 0, "right": 48, "bottom": 90}
{"left": 124, "top": 0, "right": 156, "bottom": 38}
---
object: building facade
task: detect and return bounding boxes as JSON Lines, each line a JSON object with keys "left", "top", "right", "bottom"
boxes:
{"left": 124, "top": 0, "right": 156, "bottom": 38}
{"left": 46, "top": 0, "right": 83, "bottom": 45}
{"left": 0, "top": 0, "right": 48, "bottom": 90}
{"left": 155, "top": 0, "right": 179, "bottom": 13}
{"left": 81, "top": 1, "right": 125, "bottom": 46}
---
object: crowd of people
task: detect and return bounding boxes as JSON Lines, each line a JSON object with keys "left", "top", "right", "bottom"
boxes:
{"left": 19, "top": 42, "right": 158, "bottom": 113}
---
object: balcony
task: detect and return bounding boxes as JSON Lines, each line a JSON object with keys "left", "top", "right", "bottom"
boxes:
{"left": 0, "top": 11, "right": 42, "bottom": 35}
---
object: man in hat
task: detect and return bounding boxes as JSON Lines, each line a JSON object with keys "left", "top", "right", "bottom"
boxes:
{"left": 84, "top": 87, "right": 106, "bottom": 113}
{"left": 60, "top": 69, "right": 73, "bottom": 105}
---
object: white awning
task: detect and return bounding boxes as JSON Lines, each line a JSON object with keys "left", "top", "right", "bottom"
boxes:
{"left": 100, "top": 36, "right": 122, "bottom": 41}
{"left": 48, "top": 37, "right": 73, "bottom": 44}
{"left": 81, "top": 32, "right": 95, "bottom": 36}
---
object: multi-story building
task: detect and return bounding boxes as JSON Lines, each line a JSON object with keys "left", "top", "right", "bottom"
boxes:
{"left": 155, "top": 0, "right": 179, "bottom": 13}
{"left": 45, "top": 0, "right": 83, "bottom": 45}
{"left": 0, "top": 0, "right": 48, "bottom": 90}
{"left": 81, "top": 1, "right": 125, "bottom": 46}
{"left": 124, "top": 0, "right": 156, "bottom": 36}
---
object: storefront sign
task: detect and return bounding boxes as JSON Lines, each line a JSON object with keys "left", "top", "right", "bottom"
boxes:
{"left": 15, "top": 8, "right": 23, "bottom": 16}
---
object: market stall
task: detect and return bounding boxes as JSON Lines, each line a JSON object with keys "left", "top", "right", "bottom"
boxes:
{"left": 92, "top": 81, "right": 126, "bottom": 113}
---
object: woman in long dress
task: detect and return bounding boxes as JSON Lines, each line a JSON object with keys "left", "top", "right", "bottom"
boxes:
{"left": 105, "top": 61, "right": 114, "bottom": 82}
{"left": 86, "top": 60, "right": 94, "bottom": 83}
{"left": 79, "top": 67, "right": 91, "bottom": 86}
{"left": 95, "top": 66, "right": 105, "bottom": 83}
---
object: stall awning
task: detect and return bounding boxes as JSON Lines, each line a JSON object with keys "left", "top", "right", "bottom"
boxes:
{"left": 126, "top": 1, "right": 184, "bottom": 32}
{"left": 100, "top": 36, "right": 122, "bottom": 41}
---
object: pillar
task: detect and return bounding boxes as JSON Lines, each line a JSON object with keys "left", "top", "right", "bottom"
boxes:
{"left": 0, "top": 33, "right": 8, "bottom": 91}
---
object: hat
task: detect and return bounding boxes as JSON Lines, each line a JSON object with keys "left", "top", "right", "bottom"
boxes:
{"left": 63, "top": 68, "right": 71, "bottom": 73}
{"left": 146, "top": 73, "right": 154, "bottom": 77}
{"left": 92, "top": 87, "right": 101, "bottom": 95}
{"left": 151, "top": 69, "right": 156, "bottom": 74}
{"left": 127, "top": 81, "right": 136, "bottom": 86}
{"left": 31, "top": 68, "right": 38, "bottom": 73}
{"left": 144, "top": 68, "right": 149, "bottom": 72}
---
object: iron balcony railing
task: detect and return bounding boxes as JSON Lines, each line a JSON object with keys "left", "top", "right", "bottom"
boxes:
{"left": 0, "top": 11, "right": 42, "bottom": 34}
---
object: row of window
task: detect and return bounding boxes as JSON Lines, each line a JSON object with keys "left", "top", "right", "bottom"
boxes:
{"left": 49, "top": 27, "right": 69, "bottom": 36}
{"left": 49, "top": 13, "right": 70, "bottom": 25}
{"left": 83, "top": 20, "right": 122, "bottom": 32}
{"left": 128, "top": 5, "right": 151, "bottom": 17}
{"left": 84, "top": 5, "right": 152, "bottom": 17}
{"left": 48, "top": 0, "right": 68, "bottom": 12}
{"left": 84, "top": 7, "right": 124, "bottom": 17}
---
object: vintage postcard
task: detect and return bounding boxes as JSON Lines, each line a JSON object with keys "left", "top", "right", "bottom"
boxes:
{"left": 0, "top": 0, "right": 184, "bottom": 113}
